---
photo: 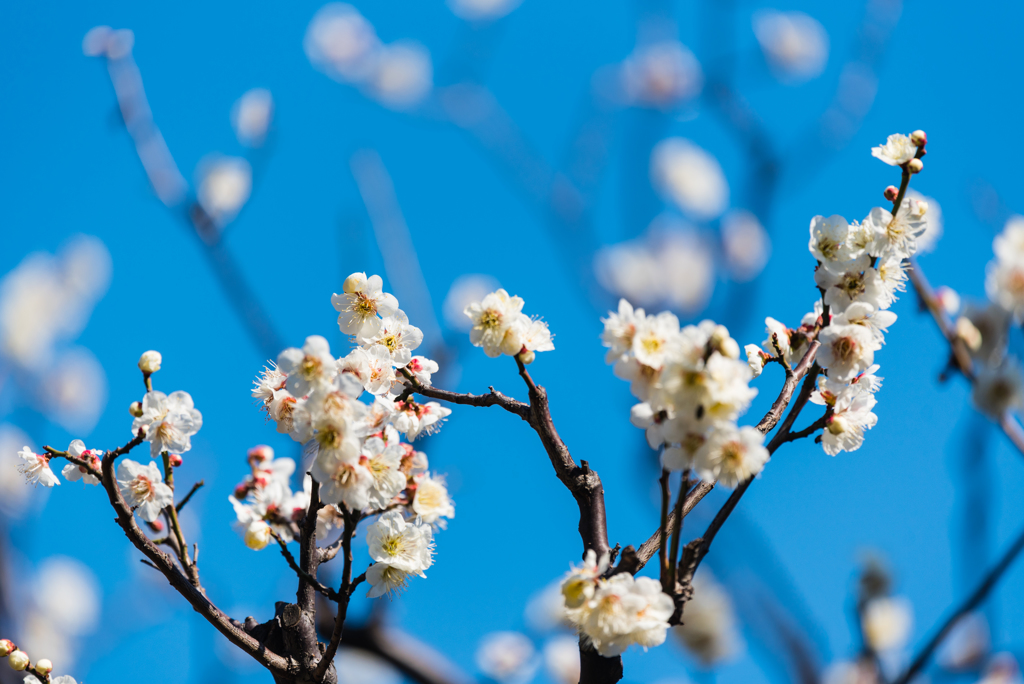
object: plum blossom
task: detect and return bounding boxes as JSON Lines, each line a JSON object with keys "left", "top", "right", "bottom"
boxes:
{"left": 573, "top": 573, "right": 674, "bottom": 657}
{"left": 814, "top": 255, "right": 887, "bottom": 311}
{"left": 366, "top": 561, "right": 412, "bottom": 599}
{"left": 311, "top": 444, "right": 373, "bottom": 510}
{"left": 822, "top": 389, "right": 878, "bottom": 456}
{"left": 116, "top": 459, "right": 173, "bottom": 522}
{"left": 861, "top": 596, "right": 913, "bottom": 652}
{"left": 277, "top": 335, "right": 336, "bottom": 397}
{"left": 464, "top": 288, "right": 526, "bottom": 358}
{"left": 364, "top": 311, "right": 423, "bottom": 366}
{"left": 650, "top": 138, "right": 728, "bottom": 221}
{"left": 411, "top": 472, "right": 455, "bottom": 527}
{"left": 362, "top": 345, "right": 397, "bottom": 395}
{"left": 252, "top": 362, "right": 285, "bottom": 413}
{"left": 808, "top": 215, "right": 854, "bottom": 269}
{"left": 864, "top": 204, "right": 927, "bottom": 261}
{"left": 620, "top": 41, "right": 703, "bottom": 108}
{"left": 332, "top": 273, "right": 399, "bottom": 339}
{"left": 361, "top": 436, "right": 406, "bottom": 510}
{"left": 694, "top": 424, "right": 769, "bottom": 488}
{"left": 475, "top": 631, "right": 537, "bottom": 684}
{"left": 18, "top": 448, "right": 59, "bottom": 487}
{"left": 817, "top": 324, "right": 878, "bottom": 383}
{"left": 395, "top": 355, "right": 439, "bottom": 387}
{"left": 366, "top": 510, "right": 434, "bottom": 575}
{"left": 674, "top": 572, "right": 742, "bottom": 665}
{"left": 132, "top": 390, "right": 203, "bottom": 458}
{"left": 393, "top": 400, "right": 451, "bottom": 441}
{"left": 973, "top": 360, "right": 1024, "bottom": 419}
{"left": 753, "top": 10, "right": 829, "bottom": 84}
{"left": 61, "top": 439, "right": 101, "bottom": 486}
{"left": 871, "top": 133, "right": 918, "bottom": 166}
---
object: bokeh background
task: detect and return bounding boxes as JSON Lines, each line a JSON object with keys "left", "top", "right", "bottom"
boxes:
{"left": 2, "top": 1, "right": 1024, "bottom": 682}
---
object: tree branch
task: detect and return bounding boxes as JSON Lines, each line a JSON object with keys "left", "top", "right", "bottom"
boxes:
{"left": 270, "top": 530, "right": 339, "bottom": 603}
{"left": 400, "top": 369, "right": 530, "bottom": 421}
{"left": 891, "top": 522, "right": 1024, "bottom": 684}
{"left": 175, "top": 479, "right": 205, "bottom": 513}
{"left": 314, "top": 505, "right": 358, "bottom": 682}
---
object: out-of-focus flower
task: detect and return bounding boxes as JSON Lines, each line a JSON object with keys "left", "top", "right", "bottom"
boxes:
{"left": 721, "top": 209, "right": 771, "bottom": 281}
{"left": 335, "top": 648, "right": 401, "bottom": 684}
{"left": 19, "top": 556, "right": 101, "bottom": 671}
{"left": 0, "top": 236, "right": 111, "bottom": 372}
{"left": 871, "top": 133, "right": 918, "bottom": 167}
{"left": 595, "top": 219, "right": 715, "bottom": 314}
{"left": 650, "top": 138, "right": 729, "bottom": 221}
{"left": 906, "top": 190, "right": 942, "bottom": 253}
{"left": 475, "top": 631, "right": 537, "bottom": 683}
{"left": 976, "top": 653, "right": 1022, "bottom": 684}
{"left": 753, "top": 10, "right": 829, "bottom": 84}
{"left": 973, "top": 359, "right": 1024, "bottom": 418}
{"left": 304, "top": 4, "right": 380, "bottom": 83}
{"left": 231, "top": 88, "right": 274, "bottom": 147}
{"left": 197, "top": 155, "right": 252, "bottom": 226}
{"left": 525, "top": 582, "right": 570, "bottom": 632}
{"left": 861, "top": 596, "right": 913, "bottom": 652}
{"left": 444, "top": 274, "right": 500, "bottom": 332}
{"left": 620, "top": 41, "right": 703, "bottom": 108}
{"left": 367, "top": 41, "right": 433, "bottom": 110}
{"left": 821, "top": 659, "right": 878, "bottom": 684}
{"left": 447, "top": 0, "right": 522, "bottom": 22}
{"left": 0, "top": 424, "right": 34, "bottom": 517}
{"left": 937, "top": 612, "right": 990, "bottom": 671}
{"left": 542, "top": 636, "right": 581, "bottom": 684}
{"left": 674, "top": 572, "right": 742, "bottom": 667}
{"left": 42, "top": 347, "right": 107, "bottom": 433}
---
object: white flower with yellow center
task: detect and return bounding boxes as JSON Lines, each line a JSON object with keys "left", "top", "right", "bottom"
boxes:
{"left": 808, "top": 214, "right": 854, "bottom": 270}
{"left": 365, "top": 562, "right": 411, "bottom": 599}
{"left": 560, "top": 549, "right": 608, "bottom": 615}
{"left": 814, "top": 255, "right": 887, "bottom": 311}
{"left": 871, "top": 133, "right": 918, "bottom": 166}
{"left": 131, "top": 390, "right": 203, "bottom": 458}
{"left": 116, "top": 459, "right": 173, "bottom": 522}
{"left": 694, "top": 424, "right": 769, "bottom": 488}
{"left": 601, "top": 299, "right": 644, "bottom": 364}
{"left": 366, "top": 510, "right": 434, "bottom": 575}
{"left": 277, "top": 335, "right": 336, "bottom": 397}
{"left": 18, "top": 447, "right": 59, "bottom": 487}
{"left": 864, "top": 204, "right": 926, "bottom": 261}
{"left": 252, "top": 362, "right": 285, "bottom": 413}
{"left": 578, "top": 573, "right": 674, "bottom": 657}
{"left": 269, "top": 389, "right": 313, "bottom": 443}
{"left": 311, "top": 437, "right": 372, "bottom": 509}
{"left": 363, "top": 345, "right": 397, "bottom": 396}
{"left": 364, "top": 310, "right": 423, "bottom": 367}
{"left": 394, "top": 400, "right": 451, "bottom": 441}
{"left": 332, "top": 272, "right": 399, "bottom": 339}
{"left": 411, "top": 472, "right": 455, "bottom": 526}
{"left": 395, "top": 355, "right": 439, "bottom": 387}
{"left": 822, "top": 388, "right": 878, "bottom": 455}
{"left": 631, "top": 311, "right": 680, "bottom": 368}
{"left": 464, "top": 288, "right": 525, "bottom": 358}
{"left": 861, "top": 596, "right": 913, "bottom": 652}
{"left": 833, "top": 302, "right": 897, "bottom": 344}
{"left": 362, "top": 436, "right": 406, "bottom": 510}
{"left": 817, "top": 324, "right": 879, "bottom": 383}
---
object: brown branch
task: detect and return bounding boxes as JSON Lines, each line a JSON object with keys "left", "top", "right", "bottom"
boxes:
{"left": 175, "top": 479, "right": 205, "bottom": 513}
{"left": 892, "top": 522, "right": 1024, "bottom": 684}
{"left": 270, "top": 529, "right": 339, "bottom": 603}
{"left": 635, "top": 480, "right": 715, "bottom": 571}
{"left": 314, "top": 505, "right": 359, "bottom": 682}
{"left": 401, "top": 369, "right": 530, "bottom": 421}
{"left": 298, "top": 479, "right": 324, "bottom": 614}
{"left": 658, "top": 469, "right": 671, "bottom": 591}
{"left": 97, "top": 430, "right": 293, "bottom": 676}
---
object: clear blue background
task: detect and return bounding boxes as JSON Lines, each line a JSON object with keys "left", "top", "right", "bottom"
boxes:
{"left": 2, "top": 1, "right": 1024, "bottom": 682}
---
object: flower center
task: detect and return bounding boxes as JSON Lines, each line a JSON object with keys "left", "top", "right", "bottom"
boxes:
{"left": 381, "top": 334, "right": 399, "bottom": 352}
{"left": 131, "top": 476, "right": 153, "bottom": 499}
{"left": 354, "top": 294, "right": 377, "bottom": 316}
{"left": 479, "top": 309, "right": 502, "bottom": 330}
{"left": 834, "top": 336, "right": 858, "bottom": 362}
{"left": 300, "top": 355, "right": 322, "bottom": 379}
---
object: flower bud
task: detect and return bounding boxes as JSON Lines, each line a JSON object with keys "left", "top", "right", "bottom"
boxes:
{"left": 935, "top": 286, "right": 961, "bottom": 316}
{"left": 519, "top": 350, "right": 536, "bottom": 365}
{"left": 138, "top": 350, "right": 162, "bottom": 374}
{"left": 129, "top": 401, "right": 143, "bottom": 417}
{"left": 910, "top": 129, "right": 927, "bottom": 146}
{"left": 247, "top": 445, "right": 274, "bottom": 464}
{"left": 883, "top": 185, "right": 899, "bottom": 201}
{"left": 137, "top": 424, "right": 149, "bottom": 437}
{"left": 168, "top": 454, "right": 183, "bottom": 467}
{"left": 907, "top": 158, "right": 923, "bottom": 174}
{"left": 342, "top": 272, "right": 367, "bottom": 294}
{"left": 233, "top": 482, "right": 251, "bottom": 499}
{"left": 719, "top": 337, "right": 740, "bottom": 360}
{"left": 827, "top": 415, "right": 848, "bottom": 435}
{"left": 0, "top": 639, "right": 13, "bottom": 656}
{"left": 956, "top": 317, "right": 983, "bottom": 352}
{"left": 244, "top": 521, "right": 271, "bottom": 550}
{"left": 7, "top": 650, "right": 29, "bottom": 671}
{"left": 147, "top": 519, "right": 165, "bottom": 533}
{"left": 34, "top": 659, "right": 52, "bottom": 675}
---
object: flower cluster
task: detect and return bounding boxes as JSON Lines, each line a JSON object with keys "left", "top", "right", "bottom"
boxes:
{"left": 247, "top": 273, "right": 454, "bottom": 598}
{"left": 463, "top": 288, "right": 554, "bottom": 362}
{"left": 559, "top": 551, "right": 674, "bottom": 657}
{"left": 602, "top": 301, "right": 766, "bottom": 487}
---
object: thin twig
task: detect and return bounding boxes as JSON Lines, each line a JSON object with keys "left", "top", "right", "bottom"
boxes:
{"left": 175, "top": 479, "right": 205, "bottom": 512}
{"left": 314, "top": 504, "right": 359, "bottom": 682}
{"left": 270, "top": 529, "right": 339, "bottom": 602}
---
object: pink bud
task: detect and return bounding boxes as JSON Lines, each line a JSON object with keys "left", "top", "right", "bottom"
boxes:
{"left": 148, "top": 519, "right": 165, "bottom": 532}
{"left": 234, "top": 483, "right": 251, "bottom": 499}
{"left": 168, "top": 454, "right": 183, "bottom": 467}
{"left": 247, "top": 445, "right": 274, "bottom": 463}
{"left": 910, "top": 129, "right": 927, "bottom": 146}
{"left": 0, "top": 639, "right": 13, "bottom": 656}
{"left": 883, "top": 186, "right": 899, "bottom": 201}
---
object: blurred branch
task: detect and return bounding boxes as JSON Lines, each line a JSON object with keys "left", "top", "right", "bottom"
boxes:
{"left": 892, "top": 522, "right": 1024, "bottom": 684}
{"left": 89, "top": 44, "right": 284, "bottom": 358}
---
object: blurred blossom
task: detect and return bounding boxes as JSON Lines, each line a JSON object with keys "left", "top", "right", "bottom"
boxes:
{"left": 650, "top": 138, "right": 729, "bottom": 221}
{"left": 906, "top": 189, "right": 943, "bottom": 253}
{"left": 620, "top": 41, "right": 703, "bottom": 109}
{"left": 367, "top": 41, "right": 434, "bottom": 110}
{"left": 444, "top": 274, "right": 500, "bottom": 332}
{"left": 448, "top": 0, "right": 522, "bottom": 22}
{"left": 81, "top": 25, "right": 135, "bottom": 60}
{"left": 978, "top": 654, "right": 1023, "bottom": 684}
{"left": 752, "top": 10, "right": 829, "bottom": 84}
{"left": 542, "top": 635, "right": 580, "bottom": 684}
{"left": 822, "top": 660, "right": 879, "bottom": 684}
{"left": 197, "top": 155, "right": 252, "bottom": 226}
{"left": 0, "top": 424, "right": 34, "bottom": 518}
{"left": 475, "top": 631, "right": 537, "bottom": 683}
{"left": 336, "top": 648, "right": 401, "bottom": 684}
{"left": 721, "top": 209, "right": 771, "bottom": 281}
{"left": 861, "top": 596, "right": 913, "bottom": 652}
{"left": 0, "top": 235, "right": 111, "bottom": 372}
{"left": 937, "top": 612, "right": 990, "bottom": 671}
{"left": 524, "top": 581, "right": 569, "bottom": 632}
{"left": 42, "top": 347, "right": 107, "bottom": 433}
{"left": 21, "top": 613, "right": 72, "bottom": 672}
{"left": 305, "top": 4, "right": 381, "bottom": 83}
{"left": 20, "top": 556, "right": 102, "bottom": 671}
{"left": 673, "top": 571, "right": 742, "bottom": 667}
{"left": 963, "top": 301, "right": 1010, "bottom": 368}
{"left": 231, "top": 88, "right": 274, "bottom": 147}
{"left": 596, "top": 218, "right": 715, "bottom": 314}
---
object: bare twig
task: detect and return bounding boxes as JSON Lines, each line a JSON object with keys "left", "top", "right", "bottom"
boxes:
{"left": 400, "top": 369, "right": 531, "bottom": 421}
{"left": 175, "top": 479, "right": 205, "bottom": 513}
{"left": 270, "top": 529, "right": 339, "bottom": 603}
{"left": 635, "top": 480, "right": 715, "bottom": 571}
{"left": 314, "top": 505, "right": 359, "bottom": 682}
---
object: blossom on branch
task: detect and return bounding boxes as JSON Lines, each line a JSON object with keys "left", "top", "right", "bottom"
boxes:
{"left": 116, "top": 459, "right": 173, "bottom": 522}
{"left": 131, "top": 390, "right": 203, "bottom": 458}
{"left": 61, "top": 440, "right": 101, "bottom": 486}
{"left": 18, "top": 448, "right": 59, "bottom": 488}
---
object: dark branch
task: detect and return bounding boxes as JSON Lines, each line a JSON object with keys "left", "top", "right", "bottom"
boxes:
{"left": 175, "top": 479, "right": 205, "bottom": 513}
{"left": 270, "top": 530, "right": 339, "bottom": 603}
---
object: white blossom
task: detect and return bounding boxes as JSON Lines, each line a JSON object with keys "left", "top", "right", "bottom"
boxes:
{"left": 973, "top": 360, "right": 1024, "bottom": 419}
{"left": 475, "top": 631, "right": 537, "bottom": 684}
{"left": 861, "top": 596, "right": 913, "bottom": 652}
{"left": 753, "top": 10, "right": 829, "bottom": 84}
{"left": 575, "top": 573, "right": 674, "bottom": 657}
{"left": 808, "top": 215, "right": 854, "bottom": 269}
{"left": 412, "top": 472, "right": 455, "bottom": 526}
{"left": 116, "top": 459, "right": 173, "bottom": 522}
{"left": 394, "top": 400, "right": 451, "bottom": 441}
{"left": 61, "top": 440, "right": 101, "bottom": 486}
{"left": 231, "top": 88, "right": 274, "bottom": 147}
{"left": 270, "top": 390, "right": 313, "bottom": 443}
{"left": 620, "top": 41, "right": 703, "bottom": 108}
{"left": 674, "top": 572, "right": 742, "bottom": 666}
{"left": 366, "top": 510, "right": 434, "bottom": 575}
{"left": 871, "top": 133, "right": 918, "bottom": 166}
{"left": 366, "top": 41, "right": 433, "bottom": 110}
{"left": 363, "top": 345, "right": 397, "bottom": 395}
{"left": 365, "top": 561, "right": 412, "bottom": 599}
{"left": 650, "top": 138, "right": 728, "bottom": 221}
{"left": 132, "top": 390, "right": 203, "bottom": 458}
{"left": 332, "top": 273, "right": 399, "bottom": 339}
{"left": 601, "top": 299, "right": 643, "bottom": 364}
{"left": 822, "top": 389, "right": 878, "bottom": 456}
{"left": 906, "top": 191, "right": 942, "bottom": 253}
{"left": 864, "top": 204, "right": 926, "bottom": 261}
{"left": 395, "top": 356, "right": 438, "bottom": 387}
{"left": 745, "top": 344, "right": 768, "bottom": 378}
{"left": 721, "top": 209, "right": 771, "bottom": 282}
{"left": 631, "top": 311, "right": 680, "bottom": 369}
{"left": 363, "top": 311, "right": 423, "bottom": 367}
{"left": 815, "top": 255, "right": 887, "bottom": 311}
{"left": 560, "top": 550, "right": 609, "bottom": 611}
{"left": 833, "top": 302, "right": 897, "bottom": 344}
{"left": 464, "top": 288, "right": 526, "bottom": 358}
{"left": 312, "top": 442, "right": 373, "bottom": 510}
{"left": 196, "top": 156, "right": 252, "bottom": 226}
{"left": 817, "top": 324, "right": 878, "bottom": 383}
{"left": 542, "top": 635, "right": 581, "bottom": 684}
{"left": 252, "top": 362, "right": 285, "bottom": 412}
{"left": 277, "top": 335, "right": 337, "bottom": 397}
{"left": 694, "top": 424, "right": 769, "bottom": 488}
{"left": 304, "top": 3, "right": 380, "bottom": 83}
{"left": 362, "top": 437, "right": 406, "bottom": 510}
{"left": 18, "top": 448, "right": 60, "bottom": 488}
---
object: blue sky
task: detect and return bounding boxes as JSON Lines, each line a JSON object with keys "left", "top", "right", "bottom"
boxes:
{"left": 3, "top": 1, "right": 1024, "bottom": 683}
